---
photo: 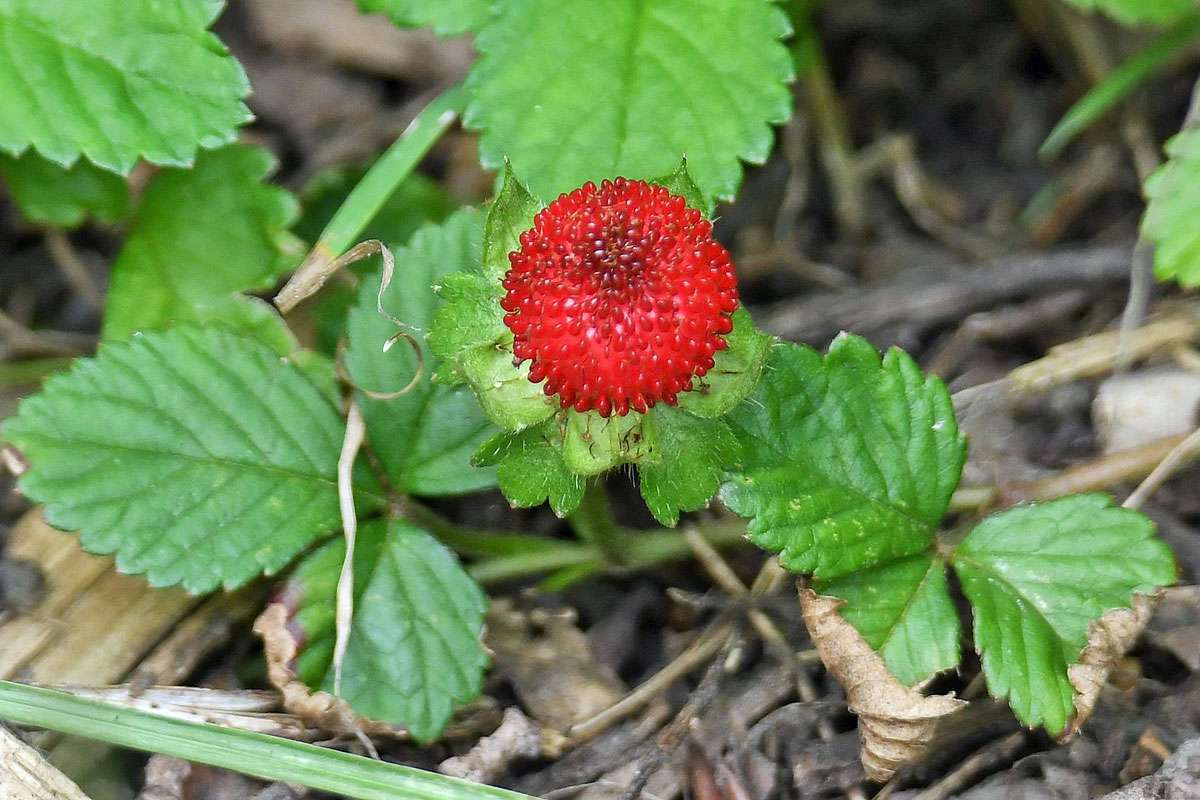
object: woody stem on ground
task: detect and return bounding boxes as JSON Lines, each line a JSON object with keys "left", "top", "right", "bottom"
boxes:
{"left": 567, "top": 479, "right": 626, "bottom": 565}
{"left": 947, "top": 431, "right": 1192, "bottom": 513}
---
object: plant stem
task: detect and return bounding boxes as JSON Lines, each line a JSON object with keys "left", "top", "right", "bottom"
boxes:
{"left": 948, "top": 431, "right": 1191, "bottom": 513}
{"left": 0, "top": 681, "right": 533, "bottom": 800}
{"left": 274, "top": 84, "right": 467, "bottom": 313}
{"left": 566, "top": 480, "right": 625, "bottom": 564}
{"left": 398, "top": 497, "right": 568, "bottom": 559}
{"left": 470, "top": 519, "right": 750, "bottom": 586}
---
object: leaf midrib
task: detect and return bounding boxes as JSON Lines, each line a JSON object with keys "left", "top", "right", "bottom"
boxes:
{"left": 877, "top": 555, "right": 943, "bottom": 659}
{"left": 15, "top": 430, "right": 387, "bottom": 501}
{"left": 953, "top": 552, "right": 1076, "bottom": 650}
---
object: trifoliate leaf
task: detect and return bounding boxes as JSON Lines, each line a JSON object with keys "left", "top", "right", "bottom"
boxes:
{"left": 639, "top": 406, "right": 739, "bottom": 527}
{"left": 355, "top": 0, "right": 493, "bottom": 36}
{"left": 0, "top": 151, "right": 128, "bottom": 227}
{"left": 0, "top": 0, "right": 252, "bottom": 174}
{"left": 103, "top": 145, "right": 302, "bottom": 352}
{"left": 483, "top": 164, "right": 542, "bottom": 280}
{"left": 346, "top": 209, "right": 498, "bottom": 496}
{"left": 722, "top": 336, "right": 967, "bottom": 579}
{"left": 286, "top": 519, "right": 489, "bottom": 741}
{"left": 1061, "top": 0, "right": 1194, "bottom": 26}
{"left": 474, "top": 423, "right": 586, "bottom": 517}
{"left": 0, "top": 327, "right": 357, "bottom": 593}
{"left": 816, "top": 553, "right": 961, "bottom": 686}
{"left": 465, "top": 0, "right": 795, "bottom": 204}
{"left": 951, "top": 494, "right": 1176, "bottom": 735}
{"left": 677, "top": 308, "right": 774, "bottom": 419}
{"left": 1142, "top": 127, "right": 1200, "bottom": 287}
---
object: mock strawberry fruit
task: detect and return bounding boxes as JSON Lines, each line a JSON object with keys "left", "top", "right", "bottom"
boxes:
{"left": 499, "top": 178, "right": 739, "bottom": 417}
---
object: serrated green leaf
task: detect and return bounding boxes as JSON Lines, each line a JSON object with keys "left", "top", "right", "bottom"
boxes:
{"left": 483, "top": 164, "right": 542, "bottom": 280}
{"left": 651, "top": 159, "right": 712, "bottom": 218}
{"left": 0, "top": 151, "right": 128, "bottom": 227}
{"left": 346, "top": 209, "right": 498, "bottom": 496}
{"left": 287, "top": 519, "right": 489, "bottom": 741}
{"left": 0, "top": 327, "right": 356, "bottom": 593}
{"left": 0, "top": 0, "right": 252, "bottom": 174}
{"left": 465, "top": 0, "right": 795, "bottom": 204}
{"left": 476, "top": 423, "right": 586, "bottom": 517}
{"left": 1142, "top": 127, "right": 1200, "bottom": 287}
{"left": 816, "top": 553, "right": 961, "bottom": 686}
{"left": 429, "top": 272, "right": 508, "bottom": 357}
{"left": 677, "top": 308, "right": 774, "bottom": 419}
{"left": 1061, "top": 0, "right": 1194, "bottom": 26}
{"left": 952, "top": 494, "right": 1176, "bottom": 735}
{"left": 355, "top": 0, "right": 493, "bottom": 36}
{"left": 722, "top": 336, "right": 967, "bottom": 579}
{"left": 639, "top": 406, "right": 738, "bottom": 527}
{"left": 102, "top": 145, "right": 302, "bottom": 351}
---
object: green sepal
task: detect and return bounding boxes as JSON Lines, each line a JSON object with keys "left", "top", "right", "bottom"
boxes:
{"left": 483, "top": 162, "right": 542, "bottom": 280}
{"left": 428, "top": 272, "right": 508, "bottom": 358}
{"left": 474, "top": 422, "right": 585, "bottom": 517}
{"left": 651, "top": 159, "right": 712, "bottom": 218}
{"left": 639, "top": 405, "right": 740, "bottom": 527}
{"left": 457, "top": 346, "right": 558, "bottom": 430}
{"left": 563, "top": 409, "right": 660, "bottom": 476}
{"left": 678, "top": 308, "right": 774, "bottom": 419}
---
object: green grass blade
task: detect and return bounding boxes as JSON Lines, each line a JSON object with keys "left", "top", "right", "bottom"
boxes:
{"left": 315, "top": 85, "right": 466, "bottom": 259}
{"left": 276, "top": 85, "right": 467, "bottom": 312}
{"left": 0, "top": 680, "right": 533, "bottom": 800}
{"left": 1041, "top": 13, "right": 1200, "bottom": 161}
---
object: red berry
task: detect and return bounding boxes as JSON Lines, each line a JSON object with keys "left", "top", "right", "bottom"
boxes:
{"left": 501, "top": 178, "right": 739, "bottom": 417}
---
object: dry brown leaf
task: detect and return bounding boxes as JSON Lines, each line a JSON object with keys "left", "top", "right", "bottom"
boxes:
{"left": 1065, "top": 593, "right": 1158, "bottom": 741}
{"left": 253, "top": 603, "right": 405, "bottom": 739}
{"left": 487, "top": 599, "right": 626, "bottom": 731}
{"left": 800, "top": 588, "right": 966, "bottom": 781}
{"left": 0, "top": 726, "right": 92, "bottom": 800}
{"left": 439, "top": 707, "right": 546, "bottom": 783}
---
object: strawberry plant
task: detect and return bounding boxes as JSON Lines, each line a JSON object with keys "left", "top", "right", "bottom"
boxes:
{"left": 0, "top": 0, "right": 1191, "bottom": 796}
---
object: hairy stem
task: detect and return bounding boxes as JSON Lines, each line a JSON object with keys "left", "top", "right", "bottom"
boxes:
{"left": 566, "top": 480, "right": 625, "bottom": 565}
{"left": 472, "top": 519, "right": 749, "bottom": 586}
